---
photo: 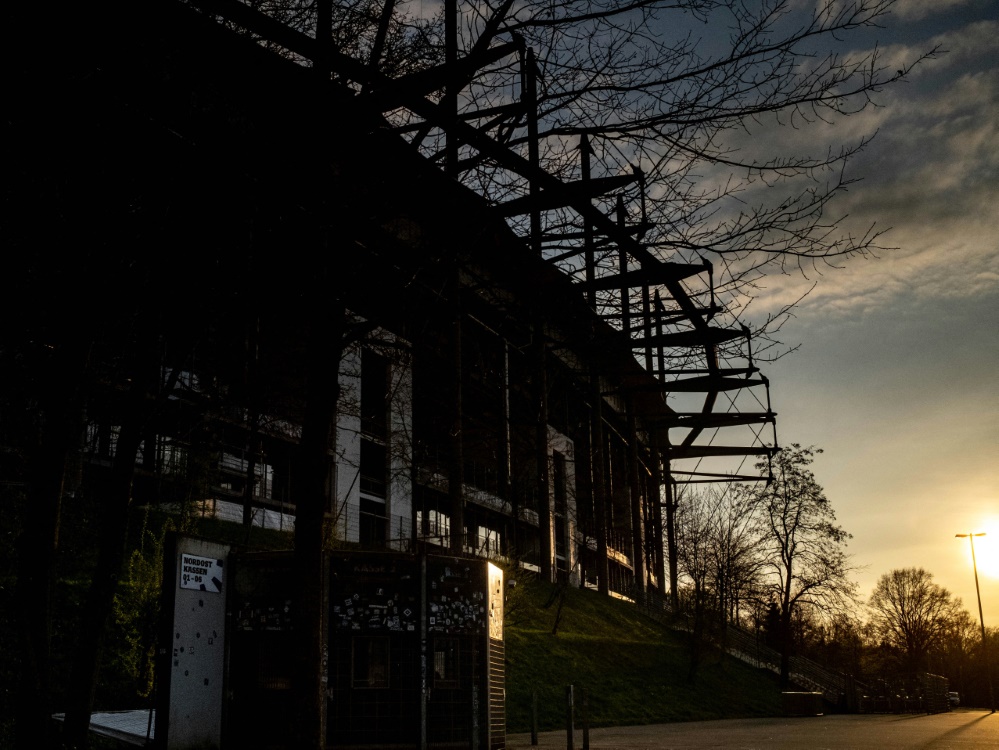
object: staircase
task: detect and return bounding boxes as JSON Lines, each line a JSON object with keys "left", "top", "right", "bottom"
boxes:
{"left": 632, "top": 592, "right": 864, "bottom": 709}
{"left": 722, "top": 624, "right": 863, "bottom": 706}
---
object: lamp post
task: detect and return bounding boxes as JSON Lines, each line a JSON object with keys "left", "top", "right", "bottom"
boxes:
{"left": 956, "top": 532, "right": 996, "bottom": 713}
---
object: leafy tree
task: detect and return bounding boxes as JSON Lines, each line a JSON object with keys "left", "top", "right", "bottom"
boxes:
{"left": 746, "top": 444, "right": 856, "bottom": 687}
{"left": 107, "top": 511, "right": 173, "bottom": 703}
{"left": 868, "top": 567, "right": 967, "bottom": 676}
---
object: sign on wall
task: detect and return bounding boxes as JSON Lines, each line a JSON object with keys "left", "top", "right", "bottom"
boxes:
{"left": 180, "top": 553, "right": 223, "bottom": 593}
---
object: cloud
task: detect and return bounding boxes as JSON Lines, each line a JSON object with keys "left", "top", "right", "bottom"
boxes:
{"left": 756, "top": 6, "right": 999, "bottom": 626}
{"left": 752, "top": 227, "right": 999, "bottom": 321}
{"left": 888, "top": 0, "right": 976, "bottom": 22}
{"left": 740, "top": 16, "right": 999, "bottom": 322}
{"left": 876, "top": 17, "right": 999, "bottom": 79}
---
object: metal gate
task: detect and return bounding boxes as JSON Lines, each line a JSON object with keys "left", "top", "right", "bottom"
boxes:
{"left": 224, "top": 550, "right": 504, "bottom": 750}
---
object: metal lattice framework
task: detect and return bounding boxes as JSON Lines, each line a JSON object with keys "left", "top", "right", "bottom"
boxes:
{"left": 187, "top": 0, "right": 779, "bottom": 486}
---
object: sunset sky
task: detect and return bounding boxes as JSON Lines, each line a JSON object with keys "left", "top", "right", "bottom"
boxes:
{"left": 752, "top": 0, "right": 999, "bottom": 624}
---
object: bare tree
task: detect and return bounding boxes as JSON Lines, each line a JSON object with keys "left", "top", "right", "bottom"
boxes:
{"left": 675, "top": 487, "right": 716, "bottom": 680}
{"left": 800, "top": 609, "right": 867, "bottom": 678}
{"left": 708, "top": 487, "right": 765, "bottom": 628}
{"left": 674, "top": 484, "right": 763, "bottom": 675}
{"left": 214, "top": 0, "right": 937, "bottom": 358}
{"left": 868, "top": 567, "right": 967, "bottom": 676}
{"left": 746, "top": 444, "right": 856, "bottom": 687}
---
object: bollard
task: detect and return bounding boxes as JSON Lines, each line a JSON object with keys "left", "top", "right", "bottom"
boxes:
{"left": 566, "top": 685, "right": 575, "bottom": 750}
{"left": 531, "top": 690, "right": 538, "bottom": 746}
{"left": 581, "top": 688, "right": 589, "bottom": 750}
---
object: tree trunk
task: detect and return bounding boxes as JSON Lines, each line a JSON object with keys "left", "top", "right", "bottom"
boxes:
{"left": 779, "top": 560, "right": 794, "bottom": 689}
{"left": 779, "top": 607, "right": 793, "bottom": 689}
{"left": 687, "top": 579, "right": 705, "bottom": 683}
{"left": 291, "top": 301, "right": 344, "bottom": 750}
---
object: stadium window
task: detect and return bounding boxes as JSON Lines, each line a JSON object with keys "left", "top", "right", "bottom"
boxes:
{"left": 359, "top": 439, "right": 387, "bottom": 497}
{"left": 361, "top": 349, "right": 388, "bottom": 439}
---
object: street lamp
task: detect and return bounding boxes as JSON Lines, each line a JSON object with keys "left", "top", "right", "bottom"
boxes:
{"left": 956, "top": 532, "right": 996, "bottom": 713}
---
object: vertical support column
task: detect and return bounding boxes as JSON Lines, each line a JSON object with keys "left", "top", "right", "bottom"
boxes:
{"left": 590, "top": 369, "right": 609, "bottom": 595}
{"left": 449, "top": 286, "right": 465, "bottom": 553}
{"left": 654, "top": 290, "right": 666, "bottom": 378}
{"left": 500, "top": 341, "right": 514, "bottom": 554}
{"left": 298, "top": 26, "right": 334, "bottom": 740}
{"left": 579, "top": 135, "right": 601, "bottom": 589}
{"left": 443, "top": 0, "right": 463, "bottom": 553}
{"left": 652, "top": 289, "right": 676, "bottom": 607}
{"left": 241, "top": 314, "right": 261, "bottom": 533}
{"left": 616, "top": 196, "right": 630, "bottom": 335}
{"left": 641, "top": 284, "right": 653, "bottom": 372}
{"left": 648, "top": 433, "right": 666, "bottom": 586}
{"left": 420, "top": 554, "right": 428, "bottom": 750}
{"left": 535, "top": 320, "right": 553, "bottom": 583}
{"left": 291, "top": 296, "right": 342, "bottom": 749}
{"left": 524, "top": 47, "right": 551, "bottom": 579}
{"left": 626, "top": 402, "right": 645, "bottom": 604}
{"left": 663, "top": 456, "right": 680, "bottom": 612}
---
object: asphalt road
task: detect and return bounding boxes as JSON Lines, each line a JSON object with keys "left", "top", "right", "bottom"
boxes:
{"left": 506, "top": 709, "right": 998, "bottom": 750}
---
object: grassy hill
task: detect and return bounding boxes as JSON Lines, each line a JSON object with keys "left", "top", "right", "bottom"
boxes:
{"left": 503, "top": 576, "right": 784, "bottom": 732}
{"left": 0, "top": 496, "right": 785, "bottom": 744}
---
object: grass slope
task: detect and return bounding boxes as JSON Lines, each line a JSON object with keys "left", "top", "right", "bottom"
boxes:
{"left": 503, "top": 577, "right": 784, "bottom": 732}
